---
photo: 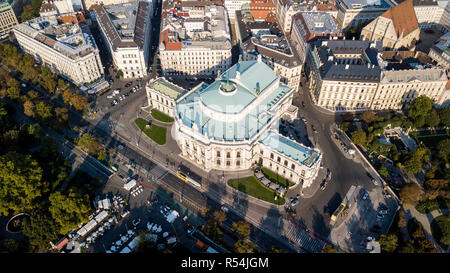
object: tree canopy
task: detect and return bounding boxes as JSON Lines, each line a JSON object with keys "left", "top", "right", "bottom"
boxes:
{"left": 232, "top": 221, "right": 251, "bottom": 239}
{"left": 378, "top": 234, "right": 398, "bottom": 252}
{"left": 22, "top": 208, "right": 60, "bottom": 249}
{"left": 399, "top": 183, "right": 423, "bottom": 206}
{"left": 49, "top": 190, "right": 91, "bottom": 234}
{"left": 0, "top": 152, "right": 44, "bottom": 216}
{"left": 351, "top": 130, "right": 367, "bottom": 146}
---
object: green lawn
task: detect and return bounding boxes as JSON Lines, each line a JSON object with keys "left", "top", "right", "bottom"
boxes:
{"left": 415, "top": 197, "right": 450, "bottom": 214}
{"left": 430, "top": 214, "right": 449, "bottom": 250}
{"left": 135, "top": 118, "right": 166, "bottom": 145}
{"left": 416, "top": 135, "right": 450, "bottom": 148}
{"left": 227, "top": 176, "right": 285, "bottom": 205}
{"left": 260, "top": 167, "right": 295, "bottom": 188}
{"left": 151, "top": 109, "right": 174, "bottom": 123}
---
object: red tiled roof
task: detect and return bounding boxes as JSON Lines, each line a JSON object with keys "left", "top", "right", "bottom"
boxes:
{"left": 161, "top": 29, "right": 182, "bottom": 50}
{"left": 381, "top": 0, "right": 419, "bottom": 37}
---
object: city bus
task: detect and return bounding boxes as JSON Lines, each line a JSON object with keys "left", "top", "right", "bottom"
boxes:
{"left": 331, "top": 203, "right": 346, "bottom": 222}
{"left": 176, "top": 164, "right": 202, "bottom": 188}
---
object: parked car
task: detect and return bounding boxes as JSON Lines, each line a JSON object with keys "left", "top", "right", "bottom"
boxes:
{"left": 290, "top": 198, "right": 299, "bottom": 207}
{"left": 221, "top": 205, "right": 229, "bottom": 212}
{"left": 326, "top": 169, "right": 332, "bottom": 180}
{"left": 371, "top": 178, "right": 378, "bottom": 186}
{"left": 362, "top": 192, "right": 369, "bottom": 200}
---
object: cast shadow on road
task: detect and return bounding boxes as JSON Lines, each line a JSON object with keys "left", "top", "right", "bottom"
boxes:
{"left": 345, "top": 189, "right": 377, "bottom": 253}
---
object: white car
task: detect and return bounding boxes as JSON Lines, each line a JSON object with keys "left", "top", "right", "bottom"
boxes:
{"left": 371, "top": 178, "right": 378, "bottom": 186}
{"left": 107, "top": 95, "right": 114, "bottom": 99}
{"left": 221, "top": 205, "right": 229, "bottom": 212}
{"left": 113, "top": 90, "right": 120, "bottom": 95}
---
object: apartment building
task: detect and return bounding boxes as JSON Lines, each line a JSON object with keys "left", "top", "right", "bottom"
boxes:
{"left": 91, "top": 0, "right": 152, "bottom": 79}
{"left": 159, "top": 1, "right": 232, "bottom": 77}
{"left": 335, "top": 0, "right": 393, "bottom": 30}
{"left": 373, "top": 68, "right": 447, "bottom": 109}
{"left": 235, "top": 10, "right": 302, "bottom": 91}
{"left": 428, "top": 31, "right": 450, "bottom": 69}
{"left": 223, "top": 0, "right": 250, "bottom": 20}
{"left": 0, "top": 1, "right": 18, "bottom": 37}
{"left": 412, "top": 0, "right": 444, "bottom": 29}
{"left": 291, "top": 12, "right": 343, "bottom": 64}
{"left": 274, "top": 0, "right": 338, "bottom": 34}
{"left": 361, "top": 0, "right": 420, "bottom": 50}
{"left": 83, "top": 0, "right": 137, "bottom": 10}
{"left": 250, "top": 0, "right": 276, "bottom": 21}
{"left": 13, "top": 16, "right": 104, "bottom": 85}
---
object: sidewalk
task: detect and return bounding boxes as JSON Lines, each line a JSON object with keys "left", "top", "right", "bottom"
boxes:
{"left": 405, "top": 205, "right": 449, "bottom": 253}
{"left": 301, "top": 166, "right": 326, "bottom": 198}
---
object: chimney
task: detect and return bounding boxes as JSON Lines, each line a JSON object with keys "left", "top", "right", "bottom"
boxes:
{"left": 236, "top": 71, "right": 240, "bottom": 79}
{"left": 257, "top": 53, "right": 262, "bottom": 62}
{"left": 345, "top": 64, "right": 349, "bottom": 69}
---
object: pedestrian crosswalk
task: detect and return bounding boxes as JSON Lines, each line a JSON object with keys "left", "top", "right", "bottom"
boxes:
{"left": 283, "top": 221, "right": 326, "bottom": 253}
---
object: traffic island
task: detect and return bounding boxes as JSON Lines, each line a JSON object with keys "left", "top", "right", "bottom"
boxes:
{"left": 227, "top": 176, "right": 285, "bottom": 205}
{"left": 135, "top": 118, "right": 166, "bottom": 145}
{"left": 150, "top": 109, "right": 174, "bottom": 123}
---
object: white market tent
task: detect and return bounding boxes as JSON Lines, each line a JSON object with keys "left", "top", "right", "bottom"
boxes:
{"left": 166, "top": 236, "right": 177, "bottom": 245}
{"left": 95, "top": 210, "right": 109, "bottom": 223}
{"left": 166, "top": 210, "right": 179, "bottom": 223}
{"left": 76, "top": 227, "right": 88, "bottom": 237}
{"left": 102, "top": 199, "right": 111, "bottom": 210}
{"left": 127, "top": 237, "right": 139, "bottom": 250}
{"left": 123, "top": 179, "right": 137, "bottom": 191}
{"left": 84, "top": 219, "right": 97, "bottom": 233}
{"left": 120, "top": 247, "right": 132, "bottom": 253}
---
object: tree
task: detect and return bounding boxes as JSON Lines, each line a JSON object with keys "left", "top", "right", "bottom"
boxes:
{"left": 0, "top": 152, "right": 44, "bottom": 215}
{"left": 398, "top": 210, "right": 407, "bottom": 228}
{"left": 49, "top": 190, "right": 91, "bottom": 234}
{"left": 378, "top": 234, "right": 398, "bottom": 252}
{"left": 6, "top": 86, "right": 20, "bottom": 100}
{"left": 408, "top": 96, "right": 433, "bottom": 128}
{"left": 232, "top": 221, "right": 251, "bottom": 239}
{"left": 408, "top": 96, "right": 433, "bottom": 120}
{"left": 117, "top": 69, "right": 124, "bottom": 78}
{"left": 57, "top": 79, "right": 69, "bottom": 93}
{"left": 398, "top": 241, "right": 415, "bottom": 253}
{"left": 267, "top": 245, "right": 287, "bottom": 253}
{"left": 40, "top": 67, "right": 56, "bottom": 93}
{"left": 361, "top": 111, "right": 376, "bottom": 124}
{"left": 22, "top": 208, "right": 60, "bottom": 249}
{"left": 201, "top": 218, "right": 223, "bottom": 242}
{"left": 404, "top": 147, "right": 429, "bottom": 174}
{"left": 234, "top": 239, "right": 255, "bottom": 253}
{"left": 20, "top": 5, "right": 35, "bottom": 22}
{"left": 321, "top": 245, "right": 337, "bottom": 253}
{"left": 351, "top": 130, "right": 367, "bottom": 147}
{"left": 27, "top": 90, "right": 39, "bottom": 100}
{"left": 212, "top": 210, "right": 227, "bottom": 224}
{"left": 425, "top": 109, "right": 440, "bottom": 128}
{"left": 55, "top": 107, "right": 69, "bottom": 126}
{"left": 436, "top": 139, "right": 450, "bottom": 162}
{"left": 77, "top": 133, "right": 99, "bottom": 155}
{"left": 23, "top": 100, "right": 35, "bottom": 117}
{"left": 97, "top": 149, "right": 107, "bottom": 162}
{"left": 34, "top": 101, "right": 53, "bottom": 121}
{"left": 28, "top": 123, "right": 42, "bottom": 139}
{"left": 438, "top": 107, "right": 450, "bottom": 127}
{"left": 399, "top": 183, "right": 423, "bottom": 206}
{"left": 378, "top": 166, "right": 389, "bottom": 179}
